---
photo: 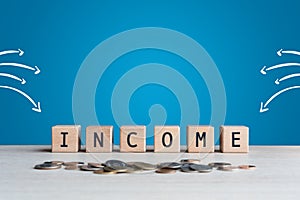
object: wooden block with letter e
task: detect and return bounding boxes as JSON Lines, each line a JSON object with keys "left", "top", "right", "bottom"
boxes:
{"left": 187, "top": 125, "right": 214, "bottom": 153}
{"left": 220, "top": 126, "right": 249, "bottom": 153}
{"left": 86, "top": 126, "right": 113, "bottom": 153}
{"left": 120, "top": 126, "right": 146, "bottom": 152}
{"left": 154, "top": 126, "right": 180, "bottom": 153}
{"left": 52, "top": 125, "right": 81, "bottom": 153}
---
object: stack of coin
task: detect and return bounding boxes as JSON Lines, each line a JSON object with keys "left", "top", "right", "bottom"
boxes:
{"left": 33, "top": 159, "right": 256, "bottom": 175}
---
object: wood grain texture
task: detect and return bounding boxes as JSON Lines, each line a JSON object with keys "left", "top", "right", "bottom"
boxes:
{"left": 220, "top": 126, "right": 249, "bottom": 153}
{"left": 86, "top": 126, "right": 113, "bottom": 153}
{"left": 187, "top": 125, "right": 214, "bottom": 153}
{"left": 154, "top": 126, "right": 180, "bottom": 152}
{"left": 52, "top": 125, "right": 81, "bottom": 153}
{"left": 120, "top": 126, "right": 146, "bottom": 152}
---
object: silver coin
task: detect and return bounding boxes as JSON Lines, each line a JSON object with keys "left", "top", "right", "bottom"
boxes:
{"left": 180, "top": 159, "right": 201, "bottom": 164}
{"left": 125, "top": 165, "right": 144, "bottom": 173}
{"left": 44, "top": 161, "right": 64, "bottom": 165}
{"left": 217, "top": 166, "right": 239, "bottom": 171}
{"left": 180, "top": 163, "right": 197, "bottom": 173}
{"left": 157, "top": 162, "right": 182, "bottom": 169}
{"left": 105, "top": 160, "right": 128, "bottom": 170}
{"left": 208, "top": 162, "right": 231, "bottom": 168}
{"left": 34, "top": 163, "right": 61, "bottom": 170}
{"left": 80, "top": 165, "right": 102, "bottom": 171}
{"left": 190, "top": 164, "right": 213, "bottom": 173}
{"left": 127, "top": 162, "right": 156, "bottom": 170}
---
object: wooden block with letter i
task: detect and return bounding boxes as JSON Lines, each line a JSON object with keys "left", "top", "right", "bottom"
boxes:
{"left": 220, "top": 126, "right": 249, "bottom": 153}
{"left": 86, "top": 126, "right": 113, "bottom": 153}
{"left": 120, "top": 126, "right": 146, "bottom": 152}
{"left": 154, "top": 126, "right": 180, "bottom": 153}
{"left": 52, "top": 125, "right": 81, "bottom": 153}
{"left": 187, "top": 125, "right": 214, "bottom": 153}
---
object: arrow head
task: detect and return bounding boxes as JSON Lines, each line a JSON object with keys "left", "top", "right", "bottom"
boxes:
{"left": 260, "top": 102, "right": 269, "bottom": 113}
{"left": 21, "top": 78, "right": 26, "bottom": 85}
{"left": 275, "top": 79, "right": 280, "bottom": 85}
{"left": 260, "top": 66, "right": 267, "bottom": 75}
{"left": 32, "top": 102, "right": 41, "bottom": 113}
{"left": 18, "top": 49, "right": 24, "bottom": 56}
{"left": 277, "top": 49, "right": 283, "bottom": 56}
{"left": 34, "top": 66, "right": 40, "bottom": 74}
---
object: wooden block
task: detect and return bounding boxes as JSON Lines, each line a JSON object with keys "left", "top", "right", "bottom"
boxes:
{"left": 187, "top": 125, "right": 214, "bottom": 153}
{"left": 86, "top": 126, "right": 113, "bottom": 153}
{"left": 154, "top": 126, "right": 180, "bottom": 153}
{"left": 52, "top": 125, "right": 81, "bottom": 153}
{"left": 220, "top": 126, "right": 249, "bottom": 153}
{"left": 120, "top": 126, "right": 146, "bottom": 152}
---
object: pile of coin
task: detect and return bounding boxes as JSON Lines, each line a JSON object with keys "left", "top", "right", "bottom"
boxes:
{"left": 34, "top": 159, "right": 256, "bottom": 175}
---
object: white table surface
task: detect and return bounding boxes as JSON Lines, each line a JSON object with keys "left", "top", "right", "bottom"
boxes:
{"left": 1, "top": 145, "right": 300, "bottom": 200}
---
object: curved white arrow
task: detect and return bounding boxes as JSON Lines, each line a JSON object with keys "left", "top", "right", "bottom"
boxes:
{"left": 0, "top": 49, "right": 24, "bottom": 56}
{"left": 0, "top": 85, "right": 41, "bottom": 112}
{"left": 0, "top": 73, "right": 26, "bottom": 84}
{"left": 277, "top": 49, "right": 300, "bottom": 57}
{"left": 260, "top": 85, "right": 300, "bottom": 113}
{"left": 275, "top": 73, "right": 300, "bottom": 85}
{"left": 0, "top": 62, "right": 40, "bottom": 74}
{"left": 260, "top": 63, "right": 300, "bottom": 75}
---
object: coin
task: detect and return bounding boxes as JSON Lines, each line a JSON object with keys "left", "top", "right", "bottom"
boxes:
{"left": 180, "top": 163, "right": 197, "bottom": 173}
{"left": 239, "top": 165, "right": 256, "bottom": 170}
{"left": 189, "top": 164, "right": 213, "bottom": 173}
{"left": 217, "top": 166, "right": 239, "bottom": 171}
{"left": 88, "top": 162, "right": 103, "bottom": 168}
{"left": 64, "top": 162, "right": 85, "bottom": 166}
{"left": 180, "top": 159, "right": 201, "bottom": 164}
{"left": 94, "top": 169, "right": 116, "bottom": 175}
{"left": 80, "top": 165, "right": 102, "bottom": 171}
{"left": 34, "top": 163, "right": 61, "bottom": 170}
{"left": 157, "top": 162, "right": 182, "bottom": 169}
{"left": 125, "top": 165, "right": 144, "bottom": 173}
{"left": 127, "top": 162, "right": 156, "bottom": 170}
{"left": 64, "top": 165, "right": 79, "bottom": 170}
{"left": 155, "top": 168, "right": 177, "bottom": 174}
{"left": 105, "top": 160, "right": 128, "bottom": 171}
{"left": 208, "top": 162, "right": 231, "bottom": 168}
{"left": 44, "top": 161, "right": 64, "bottom": 165}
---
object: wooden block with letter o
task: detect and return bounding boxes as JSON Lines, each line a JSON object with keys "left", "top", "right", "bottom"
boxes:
{"left": 187, "top": 125, "right": 214, "bottom": 153}
{"left": 86, "top": 126, "right": 113, "bottom": 153}
{"left": 52, "top": 125, "right": 81, "bottom": 153}
{"left": 120, "top": 126, "right": 146, "bottom": 152}
{"left": 220, "top": 126, "right": 249, "bottom": 153}
{"left": 154, "top": 126, "right": 180, "bottom": 153}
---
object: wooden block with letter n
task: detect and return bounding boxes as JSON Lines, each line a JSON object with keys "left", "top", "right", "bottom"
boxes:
{"left": 86, "top": 126, "right": 113, "bottom": 153}
{"left": 52, "top": 125, "right": 81, "bottom": 153}
{"left": 187, "top": 125, "right": 214, "bottom": 153}
{"left": 154, "top": 126, "right": 180, "bottom": 153}
{"left": 220, "top": 126, "right": 249, "bottom": 153}
{"left": 120, "top": 126, "right": 146, "bottom": 152}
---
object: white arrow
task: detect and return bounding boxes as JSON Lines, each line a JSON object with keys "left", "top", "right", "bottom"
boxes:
{"left": 260, "top": 63, "right": 300, "bottom": 75}
{"left": 0, "top": 62, "right": 40, "bottom": 74}
{"left": 0, "top": 73, "right": 26, "bottom": 84}
{"left": 260, "top": 85, "right": 300, "bottom": 113}
{"left": 0, "top": 85, "right": 41, "bottom": 112}
{"left": 277, "top": 49, "right": 300, "bottom": 57}
{"left": 0, "top": 49, "right": 24, "bottom": 56}
{"left": 275, "top": 73, "right": 300, "bottom": 85}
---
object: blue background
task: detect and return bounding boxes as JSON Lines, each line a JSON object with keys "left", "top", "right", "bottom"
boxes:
{"left": 1, "top": 0, "right": 300, "bottom": 145}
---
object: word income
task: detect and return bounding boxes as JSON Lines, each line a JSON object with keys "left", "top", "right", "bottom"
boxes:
{"left": 52, "top": 125, "right": 249, "bottom": 153}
